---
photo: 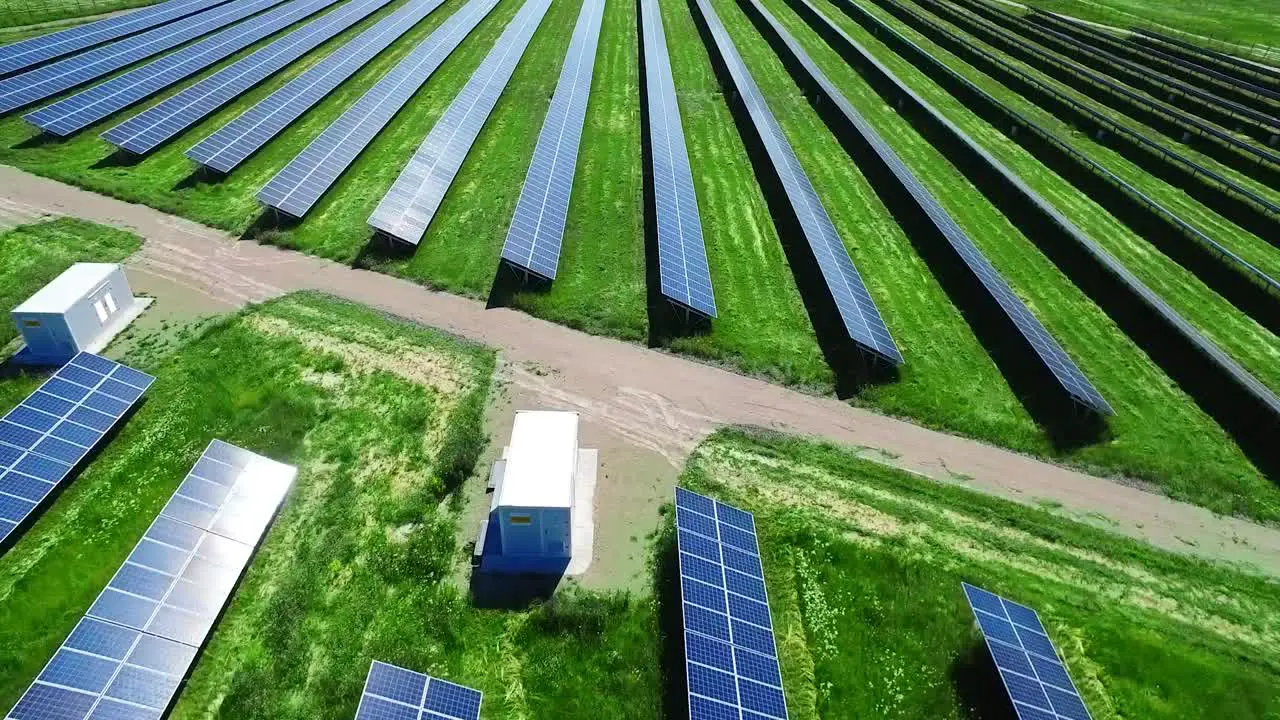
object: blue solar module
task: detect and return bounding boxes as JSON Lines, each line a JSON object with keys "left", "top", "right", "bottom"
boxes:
{"left": 102, "top": 0, "right": 393, "bottom": 155}
{"left": 26, "top": 0, "right": 343, "bottom": 137}
{"left": 367, "top": 0, "right": 553, "bottom": 245}
{"left": 187, "top": 0, "right": 447, "bottom": 173}
{"left": 674, "top": 487, "right": 788, "bottom": 720}
{"left": 962, "top": 583, "right": 1093, "bottom": 720}
{"left": 257, "top": 0, "right": 499, "bottom": 218}
{"left": 0, "top": 352, "right": 153, "bottom": 547}
{"left": 498, "top": 0, "right": 603, "bottom": 281}
{"left": 749, "top": 0, "right": 1109, "bottom": 412}
{"left": 0, "top": 0, "right": 289, "bottom": 115}
{"left": 638, "top": 0, "right": 716, "bottom": 318}
{"left": 354, "top": 661, "right": 482, "bottom": 720}
{"left": 690, "top": 0, "right": 900, "bottom": 364}
{"left": 0, "top": 0, "right": 234, "bottom": 77}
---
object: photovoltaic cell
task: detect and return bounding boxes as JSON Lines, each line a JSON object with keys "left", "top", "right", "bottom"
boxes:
{"left": 354, "top": 661, "right": 482, "bottom": 720}
{"left": 675, "top": 487, "right": 788, "bottom": 720}
{"left": 0, "top": 0, "right": 234, "bottom": 76}
{"left": 257, "top": 0, "right": 499, "bottom": 218}
{"left": 750, "top": 0, "right": 1108, "bottom": 412}
{"left": 498, "top": 0, "right": 603, "bottom": 281}
{"left": 962, "top": 583, "right": 1093, "bottom": 720}
{"left": 0, "top": 0, "right": 289, "bottom": 114}
{"left": 0, "top": 353, "right": 153, "bottom": 547}
{"left": 25, "top": 0, "right": 343, "bottom": 137}
{"left": 638, "top": 0, "right": 716, "bottom": 318}
{"left": 691, "top": 0, "right": 900, "bottom": 363}
{"left": 187, "top": 0, "right": 447, "bottom": 173}
{"left": 102, "top": 0, "right": 393, "bottom": 155}
{"left": 367, "top": 0, "right": 553, "bottom": 245}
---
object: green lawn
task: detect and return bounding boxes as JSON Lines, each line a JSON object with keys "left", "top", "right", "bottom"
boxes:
{"left": 1018, "top": 0, "right": 1280, "bottom": 56}
{"left": 0, "top": 217, "right": 142, "bottom": 346}
{"left": 0, "top": 0, "right": 156, "bottom": 28}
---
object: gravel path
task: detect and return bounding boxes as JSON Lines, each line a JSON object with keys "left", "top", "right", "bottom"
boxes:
{"left": 2, "top": 164, "right": 1278, "bottom": 575}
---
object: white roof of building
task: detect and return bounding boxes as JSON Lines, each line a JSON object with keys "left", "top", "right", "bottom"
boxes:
{"left": 497, "top": 411, "right": 578, "bottom": 508}
{"left": 13, "top": 263, "right": 120, "bottom": 314}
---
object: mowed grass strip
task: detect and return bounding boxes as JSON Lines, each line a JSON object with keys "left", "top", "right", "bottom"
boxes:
{"left": 748, "top": 0, "right": 1274, "bottom": 518}
{"left": 682, "top": 428, "right": 1280, "bottom": 719}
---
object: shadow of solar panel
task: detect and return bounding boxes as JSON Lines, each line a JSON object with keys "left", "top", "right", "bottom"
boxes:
{"left": 674, "top": 487, "right": 787, "bottom": 720}
{"left": 103, "top": 0, "right": 393, "bottom": 155}
{"left": 750, "top": 0, "right": 1107, "bottom": 412}
{"left": 690, "top": 0, "right": 898, "bottom": 363}
{"left": 257, "top": 0, "right": 500, "bottom": 218}
{"left": 367, "top": 0, "right": 554, "bottom": 245}
{"left": 187, "top": 0, "right": 447, "bottom": 173}
{"left": 639, "top": 0, "right": 716, "bottom": 318}
{"left": 0, "top": 352, "right": 153, "bottom": 549}
{"left": 0, "top": 0, "right": 290, "bottom": 115}
{"left": 355, "top": 661, "right": 482, "bottom": 720}
{"left": 498, "top": 0, "right": 603, "bottom": 281}
{"left": 26, "top": 0, "right": 342, "bottom": 137}
{"left": 962, "top": 583, "right": 1093, "bottom": 720}
{"left": 0, "top": 0, "right": 236, "bottom": 76}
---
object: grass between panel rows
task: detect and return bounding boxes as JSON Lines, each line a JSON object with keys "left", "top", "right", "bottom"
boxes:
{"left": 1015, "top": 0, "right": 1280, "bottom": 56}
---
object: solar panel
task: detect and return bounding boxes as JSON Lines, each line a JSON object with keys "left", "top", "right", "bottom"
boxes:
{"left": 187, "top": 0, "right": 447, "bottom": 173}
{"left": 354, "top": 661, "right": 482, "bottom": 720}
{"left": 756, "top": 0, "right": 1109, "bottom": 412}
{"left": 27, "top": 0, "right": 344, "bottom": 137}
{"left": 638, "top": 0, "right": 716, "bottom": 318}
{"left": 0, "top": 352, "right": 154, "bottom": 547}
{"left": 962, "top": 583, "right": 1093, "bottom": 720}
{"left": 498, "top": 0, "right": 603, "bottom": 281}
{"left": 367, "top": 0, "right": 553, "bottom": 245}
{"left": 0, "top": 0, "right": 289, "bottom": 115}
{"left": 257, "top": 0, "right": 499, "bottom": 218}
{"left": 0, "top": 0, "right": 234, "bottom": 77}
{"left": 674, "top": 487, "right": 788, "bottom": 720}
{"left": 102, "top": 0, "right": 393, "bottom": 155}
{"left": 691, "top": 0, "right": 899, "bottom": 363}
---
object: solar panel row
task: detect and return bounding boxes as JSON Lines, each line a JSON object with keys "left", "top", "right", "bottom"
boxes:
{"left": 368, "top": 0, "right": 553, "bottom": 246}
{"left": 355, "top": 661, "right": 483, "bottom": 720}
{"left": 103, "top": 0, "right": 394, "bottom": 155}
{"left": 0, "top": 0, "right": 233, "bottom": 76}
{"left": 188, "top": 0, "right": 447, "bottom": 173}
{"left": 963, "top": 583, "right": 1093, "bottom": 720}
{"left": 638, "top": 0, "right": 716, "bottom": 318}
{"left": 27, "top": 0, "right": 344, "bottom": 137}
{"left": 257, "top": 0, "right": 499, "bottom": 218}
{"left": 498, "top": 0, "right": 604, "bottom": 281}
{"left": 691, "top": 0, "right": 901, "bottom": 364}
{"left": 757, "top": 0, "right": 1109, "bottom": 412}
{"left": 5, "top": 440, "right": 295, "bottom": 720}
{"left": 0, "top": 0, "right": 288, "bottom": 115}
{"left": 674, "top": 487, "right": 788, "bottom": 720}
{"left": 0, "top": 352, "right": 153, "bottom": 547}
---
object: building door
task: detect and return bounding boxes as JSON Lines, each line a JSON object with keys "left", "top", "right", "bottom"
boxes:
{"left": 503, "top": 511, "right": 541, "bottom": 555}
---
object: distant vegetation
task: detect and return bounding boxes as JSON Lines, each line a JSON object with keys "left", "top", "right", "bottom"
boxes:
{"left": 1019, "top": 0, "right": 1280, "bottom": 57}
{"left": 0, "top": 0, "right": 154, "bottom": 28}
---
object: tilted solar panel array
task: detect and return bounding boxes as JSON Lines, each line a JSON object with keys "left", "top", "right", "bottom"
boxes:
{"left": 963, "top": 583, "right": 1093, "bottom": 720}
{"left": 638, "top": 0, "right": 716, "bottom": 318}
{"left": 258, "top": 0, "right": 499, "bottom": 217}
{"left": 498, "top": 0, "right": 603, "bottom": 281}
{"left": 692, "top": 0, "right": 899, "bottom": 363}
{"left": 752, "top": 0, "right": 1108, "bottom": 412}
{"left": 188, "top": 0, "right": 447, "bottom": 173}
{"left": 354, "top": 661, "right": 483, "bottom": 720}
{"left": 5, "top": 440, "right": 295, "bottom": 720}
{"left": 27, "top": 0, "right": 343, "bottom": 137}
{"left": 103, "top": 0, "right": 393, "bottom": 155}
{"left": 0, "top": 0, "right": 232, "bottom": 76}
{"left": 0, "top": 352, "right": 153, "bottom": 547}
{"left": 0, "top": 0, "right": 288, "bottom": 115}
{"left": 675, "top": 488, "right": 788, "bottom": 720}
{"left": 368, "top": 0, "right": 553, "bottom": 245}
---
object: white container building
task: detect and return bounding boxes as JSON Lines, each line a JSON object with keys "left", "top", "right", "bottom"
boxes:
{"left": 494, "top": 410, "right": 578, "bottom": 560}
{"left": 10, "top": 263, "right": 146, "bottom": 364}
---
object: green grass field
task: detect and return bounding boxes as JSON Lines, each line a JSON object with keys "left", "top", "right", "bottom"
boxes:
{"left": 0, "top": 0, "right": 156, "bottom": 29}
{"left": 1018, "top": 0, "right": 1280, "bottom": 55}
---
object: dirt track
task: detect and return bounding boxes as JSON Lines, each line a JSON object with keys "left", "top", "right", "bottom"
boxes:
{"left": 3, "top": 164, "right": 1278, "bottom": 576}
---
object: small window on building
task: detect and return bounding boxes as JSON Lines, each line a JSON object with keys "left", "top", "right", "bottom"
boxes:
{"left": 22, "top": 319, "right": 40, "bottom": 327}
{"left": 103, "top": 292, "right": 117, "bottom": 313}
{"left": 509, "top": 514, "right": 532, "bottom": 525}
{"left": 93, "top": 300, "right": 108, "bottom": 323}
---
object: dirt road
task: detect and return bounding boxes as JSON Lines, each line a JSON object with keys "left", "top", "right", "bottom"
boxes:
{"left": 3, "top": 164, "right": 1278, "bottom": 576}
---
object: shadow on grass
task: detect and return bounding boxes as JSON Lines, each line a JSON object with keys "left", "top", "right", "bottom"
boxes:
{"left": 469, "top": 569, "right": 564, "bottom": 610}
{"left": 950, "top": 642, "right": 1019, "bottom": 720}
{"left": 655, "top": 523, "right": 690, "bottom": 720}
{"left": 11, "top": 131, "right": 64, "bottom": 150}
{"left": 486, "top": 260, "right": 552, "bottom": 309}
{"left": 92, "top": 148, "right": 143, "bottom": 170}
{"left": 175, "top": 164, "right": 228, "bottom": 191}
